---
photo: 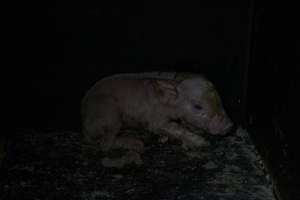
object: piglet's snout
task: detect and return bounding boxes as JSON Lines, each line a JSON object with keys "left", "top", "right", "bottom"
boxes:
{"left": 208, "top": 114, "right": 233, "bottom": 135}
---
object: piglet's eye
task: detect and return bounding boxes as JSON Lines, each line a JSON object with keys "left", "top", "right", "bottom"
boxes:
{"left": 194, "top": 104, "right": 203, "bottom": 110}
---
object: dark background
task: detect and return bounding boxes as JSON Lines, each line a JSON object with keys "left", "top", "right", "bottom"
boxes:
{"left": 12, "top": 1, "right": 299, "bottom": 199}
{"left": 15, "top": 1, "right": 251, "bottom": 130}
{"left": 246, "top": 4, "right": 300, "bottom": 199}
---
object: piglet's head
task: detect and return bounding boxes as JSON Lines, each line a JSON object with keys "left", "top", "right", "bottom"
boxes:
{"left": 154, "top": 75, "right": 233, "bottom": 135}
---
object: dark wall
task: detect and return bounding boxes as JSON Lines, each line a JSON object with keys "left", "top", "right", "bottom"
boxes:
{"left": 247, "top": 4, "right": 300, "bottom": 199}
{"left": 15, "top": 1, "right": 252, "bottom": 131}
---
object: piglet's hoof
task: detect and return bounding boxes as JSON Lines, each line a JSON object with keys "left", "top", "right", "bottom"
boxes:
{"left": 102, "top": 151, "right": 143, "bottom": 168}
{"left": 158, "top": 136, "right": 169, "bottom": 143}
{"left": 181, "top": 138, "right": 210, "bottom": 150}
{"left": 114, "top": 137, "right": 145, "bottom": 153}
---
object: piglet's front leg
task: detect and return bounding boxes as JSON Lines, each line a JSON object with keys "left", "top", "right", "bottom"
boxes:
{"left": 159, "top": 122, "right": 210, "bottom": 149}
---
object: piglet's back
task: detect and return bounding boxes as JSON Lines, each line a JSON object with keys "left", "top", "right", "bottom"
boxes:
{"left": 81, "top": 75, "right": 154, "bottom": 116}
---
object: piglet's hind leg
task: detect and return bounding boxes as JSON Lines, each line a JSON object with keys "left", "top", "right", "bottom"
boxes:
{"left": 83, "top": 118, "right": 121, "bottom": 152}
{"left": 100, "top": 135, "right": 144, "bottom": 168}
{"left": 113, "top": 135, "right": 145, "bottom": 153}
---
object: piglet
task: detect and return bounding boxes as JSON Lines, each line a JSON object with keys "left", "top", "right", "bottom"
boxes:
{"left": 81, "top": 72, "right": 233, "bottom": 168}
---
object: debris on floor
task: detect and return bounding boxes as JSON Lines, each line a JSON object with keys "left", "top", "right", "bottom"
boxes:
{"left": 1, "top": 127, "right": 276, "bottom": 200}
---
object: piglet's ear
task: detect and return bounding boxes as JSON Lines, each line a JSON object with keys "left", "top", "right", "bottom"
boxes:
{"left": 151, "top": 79, "right": 179, "bottom": 103}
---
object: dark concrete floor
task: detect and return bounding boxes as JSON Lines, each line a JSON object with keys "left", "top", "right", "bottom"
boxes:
{"left": 1, "top": 128, "right": 275, "bottom": 200}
